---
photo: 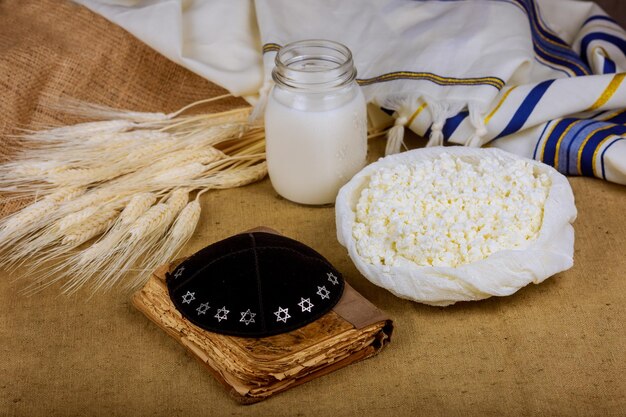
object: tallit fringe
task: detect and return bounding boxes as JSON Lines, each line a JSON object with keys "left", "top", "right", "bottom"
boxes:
{"left": 425, "top": 100, "right": 465, "bottom": 147}
{"left": 466, "top": 102, "right": 488, "bottom": 148}
{"left": 378, "top": 96, "right": 420, "bottom": 155}
{"left": 380, "top": 96, "right": 476, "bottom": 153}
{"left": 385, "top": 115, "right": 408, "bottom": 155}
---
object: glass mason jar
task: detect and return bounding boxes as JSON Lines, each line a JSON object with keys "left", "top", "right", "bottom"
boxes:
{"left": 264, "top": 39, "right": 367, "bottom": 205}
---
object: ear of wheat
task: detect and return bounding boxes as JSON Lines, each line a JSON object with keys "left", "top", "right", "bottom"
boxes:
{"left": 32, "top": 192, "right": 158, "bottom": 295}
{"left": 0, "top": 186, "right": 86, "bottom": 257}
{"left": 131, "top": 198, "right": 202, "bottom": 291}
{"left": 0, "top": 95, "right": 267, "bottom": 294}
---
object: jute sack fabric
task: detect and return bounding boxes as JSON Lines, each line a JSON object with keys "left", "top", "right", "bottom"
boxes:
{"left": 0, "top": 0, "right": 245, "bottom": 217}
{"left": 1, "top": 1, "right": 625, "bottom": 416}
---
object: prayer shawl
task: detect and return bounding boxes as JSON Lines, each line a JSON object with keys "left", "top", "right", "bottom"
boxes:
{"left": 77, "top": 0, "right": 626, "bottom": 185}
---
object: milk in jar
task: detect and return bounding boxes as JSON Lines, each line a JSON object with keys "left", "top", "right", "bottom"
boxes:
{"left": 264, "top": 40, "right": 367, "bottom": 205}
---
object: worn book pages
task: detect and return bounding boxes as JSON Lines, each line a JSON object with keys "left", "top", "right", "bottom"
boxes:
{"left": 133, "top": 259, "right": 393, "bottom": 403}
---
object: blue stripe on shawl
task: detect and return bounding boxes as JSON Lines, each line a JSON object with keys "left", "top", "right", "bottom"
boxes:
{"left": 558, "top": 119, "right": 598, "bottom": 173}
{"left": 512, "top": 0, "right": 590, "bottom": 76}
{"left": 414, "top": 0, "right": 590, "bottom": 75}
{"left": 541, "top": 118, "right": 596, "bottom": 170}
{"left": 424, "top": 111, "right": 469, "bottom": 141}
{"left": 600, "top": 137, "right": 623, "bottom": 179}
{"left": 583, "top": 15, "right": 619, "bottom": 26}
{"left": 603, "top": 57, "right": 617, "bottom": 73}
{"left": 496, "top": 79, "right": 554, "bottom": 139}
{"left": 442, "top": 111, "right": 469, "bottom": 139}
{"left": 565, "top": 120, "right": 606, "bottom": 174}
{"left": 534, "top": 57, "right": 571, "bottom": 77}
{"left": 533, "top": 121, "right": 552, "bottom": 159}
{"left": 580, "top": 125, "right": 626, "bottom": 176}
{"left": 514, "top": 0, "right": 566, "bottom": 46}
{"left": 542, "top": 118, "right": 574, "bottom": 167}
{"left": 604, "top": 110, "right": 626, "bottom": 124}
{"left": 580, "top": 32, "right": 626, "bottom": 67}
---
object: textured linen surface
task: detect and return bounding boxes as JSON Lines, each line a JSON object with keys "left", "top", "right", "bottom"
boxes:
{"left": 78, "top": 0, "right": 626, "bottom": 184}
{"left": 1, "top": 1, "right": 625, "bottom": 416}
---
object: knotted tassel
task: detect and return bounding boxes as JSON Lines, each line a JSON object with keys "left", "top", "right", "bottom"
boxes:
{"left": 385, "top": 116, "right": 408, "bottom": 155}
{"left": 466, "top": 103, "right": 488, "bottom": 148}
{"left": 249, "top": 80, "right": 274, "bottom": 122}
{"left": 426, "top": 119, "right": 445, "bottom": 147}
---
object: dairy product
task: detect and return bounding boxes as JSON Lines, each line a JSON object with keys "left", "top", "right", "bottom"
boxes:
{"left": 335, "top": 147, "right": 577, "bottom": 306}
{"left": 265, "top": 88, "right": 366, "bottom": 205}
{"left": 352, "top": 153, "right": 551, "bottom": 267}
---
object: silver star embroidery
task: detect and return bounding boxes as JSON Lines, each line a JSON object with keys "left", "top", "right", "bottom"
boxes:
{"left": 181, "top": 291, "right": 195, "bottom": 304}
{"left": 327, "top": 272, "right": 339, "bottom": 285}
{"left": 298, "top": 297, "right": 314, "bottom": 313}
{"left": 274, "top": 306, "right": 290, "bottom": 323}
{"left": 174, "top": 266, "right": 185, "bottom": 279}
{"left": 214, "top": 306, "right": 229, "bottom": 322}
{"left": 196, "top": 302, "right": 210, "bottom": 315}
{"left": 317, "top": 285, "right": 330, "bottom": 300}
{"left": 240, "top": 309, "right": 256, "bottom": 326}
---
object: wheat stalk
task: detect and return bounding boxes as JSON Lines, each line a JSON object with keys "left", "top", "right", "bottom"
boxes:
{"left": 82, "top": 194, "right": 156, "bottom": 263}
{"left": 2, "top": 199, "right": 53, "bottom": 227}
{"left": 21, "top": 119, "right": 135, "bottom": 141}
{"left": 57, "top": 206, "right": 99, "bottom": 232}
{"left": 44, "top": 93, "right": 237, "bottom": 125}
{"left": 61, "top": 208, "right": 119, "bottom": 245}
{"left": 83, "top": 201, "right": 175, "bottom": 294}
{"left": 61, "top": 188, "right": 122, "bottom": 213}
{"left": 1, "top": 96, "right": 269, "bottom": 294}
{"left": 128, "top": 198, "right": 201, "bottom": 291}
{"left": 7, "top": 131, "right": 178, "bottom": 190}
{"left": 1, "top": 188, "right": 127, "bottom": 268}
{"left": 86, "top": 190, "right": 189, "bottom": 293}
{"left": 144, "top": 148, "right": 225, "bottom": 173}
{"left": 48, "top": 187, "right": 87, "bottom": 203}
{"left": 38, "top": 193, "right": 158, "bottom": 295}
{"left": 151, "top": 162, "right": 208, "bottom": 186}
{"left": 5, "top": 161, "right": 62, "bottom": 179}
{"left": 165, "top": 189, "right": 189, "bottom": 217}
{"left": 22, "top": 207, "right": 120, "bottom": 294}
{"left": 127, "top": 203, "right": 172, "bottom": 240}
{"left": 0, "top": 186, "right": 86, "bottom": 252}
{"left": 118, "top": 193, "right": 157, "bottom": 225}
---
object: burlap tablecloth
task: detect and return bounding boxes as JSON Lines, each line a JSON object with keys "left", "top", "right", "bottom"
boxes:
{"left": 1, "top": 2, "right": 625, "bottom": 416}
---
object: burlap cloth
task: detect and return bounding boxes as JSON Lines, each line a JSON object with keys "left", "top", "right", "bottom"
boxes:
{"left": 0, "top": 1, "right": 624, "bottom": 416}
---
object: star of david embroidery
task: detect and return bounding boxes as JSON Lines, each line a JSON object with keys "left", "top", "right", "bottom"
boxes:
{"left": 240, "top": 309, "right": 256, "bottom": 326}
{"left": 327, "top": 272, "right": 339, "bottom": 285}
{"left": 173, "top": 266, "right": 185, "bottom": 279}
{"left": 214, "top": 306, "right": 229, "bottom": 322}
{"left": 181, "top": 291, "right": 195, "bottom": 304}
{"left": 274, "top": 306, "right": 290, "bottom": 323}
{"left": 317, "top": 285, "right": 330, "bottom": 300}
{"left": 196, "top": 302, "right": 210, "bottom": 315}
{"left": 298, "top": 297, "right": 314, "bottom": 313}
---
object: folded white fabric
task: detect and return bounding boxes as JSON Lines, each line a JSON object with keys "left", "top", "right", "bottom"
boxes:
{"left": 335, "top": 147, "right": 577, "bottom": 306}
{"left": 77, "top": 0, "right": 626, "bottom": 184}
{"left": 76, "top": 0, "right": 264, "bottom": 99}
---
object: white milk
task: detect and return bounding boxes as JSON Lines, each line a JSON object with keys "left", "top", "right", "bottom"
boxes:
{"left": 265, "top": 87, "right": 367, "bottom": 205}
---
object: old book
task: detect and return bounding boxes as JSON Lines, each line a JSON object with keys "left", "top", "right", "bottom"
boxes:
{"left": 133, "top": 258, "right": 393, "bottom": 404}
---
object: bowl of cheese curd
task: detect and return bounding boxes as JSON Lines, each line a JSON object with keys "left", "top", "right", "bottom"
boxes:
{"left": 335, "top": 146, "right": 577, "bottom": 306}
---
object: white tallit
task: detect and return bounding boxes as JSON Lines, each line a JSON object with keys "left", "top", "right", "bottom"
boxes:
{"left": 76, "top": 0, "right": 626, "bottom": 184}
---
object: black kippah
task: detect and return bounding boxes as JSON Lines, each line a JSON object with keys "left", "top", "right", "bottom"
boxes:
{"left": 166, "top": 231, "right": 345, "bottom": 338}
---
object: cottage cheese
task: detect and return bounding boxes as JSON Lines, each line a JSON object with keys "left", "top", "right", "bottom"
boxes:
{"left": 352, "top": 153, "right": 551, "bottom": 268}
